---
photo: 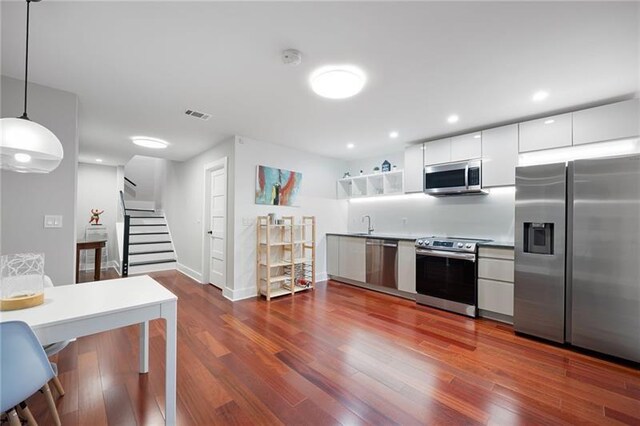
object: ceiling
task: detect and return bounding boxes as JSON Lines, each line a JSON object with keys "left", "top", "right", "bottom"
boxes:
{"left": 1, "top": 1, "right": 638, "bottom": 165}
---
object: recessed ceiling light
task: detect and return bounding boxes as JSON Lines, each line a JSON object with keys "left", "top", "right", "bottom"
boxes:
{"left": 14, "top": 153, "right": 31, "bottom": 163}
{"left": 544, "top": 119, "right": 555, "bottom": 124}
{"left": 310, "top": 65, "right": 366, "bottom": 99}
{"left": 95, "top": 158, "right": 103, "bottom": 163}
{"left": 447, "top": 115, "right": 459, "bottom": 124}
{"left": 473, "top": 134, "right": 481, "bottom": 139}
{"left": 347, "top": 143, "right": 355, "bottom": 149}
{"left": 389, "top": 131, "right": 399, "bottom": 139}
{"left": 533, "top": 90, "right": 549, "bottom": 102}
{"left": 131, "top": 136, "right": 169, "bottom": 149}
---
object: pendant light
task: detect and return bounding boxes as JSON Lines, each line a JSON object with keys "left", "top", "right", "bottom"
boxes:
{"left": 0, "top": 0, "right": 63, "bottom": 173}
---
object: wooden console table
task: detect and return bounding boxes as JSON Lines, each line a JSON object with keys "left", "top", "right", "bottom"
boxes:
{"left": 76, "top": 239, "right": 107, "bottom": 282}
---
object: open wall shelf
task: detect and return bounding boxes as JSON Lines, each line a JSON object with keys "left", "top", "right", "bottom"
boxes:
{"left": 337, "top": 170, "right": 404, "bottom": 199}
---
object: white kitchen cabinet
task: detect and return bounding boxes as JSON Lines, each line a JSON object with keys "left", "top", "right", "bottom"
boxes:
{"left": 519, "top": 113, "right": 572, "bottom": 153}
{"left": 397, "top": 241, "right": 416, "bottom": 294}
{"left": 572, "top": 99, "right": 640, "bottom": 146}
{"left": 478, "top": 258, "right": 514, "bottom": 283}
{"left": 424, "top": 138, "right": 451, "bottom": 165}
{"left": 478, "top": 279, "right": 514, "bottom": 317}
{"left": 326, "top": 235, "right": 340, "bottom": 276}
{"left": 338, "top": 236, "right": 366, "bottom": 282}
{"left": 478, "top": 247, "right": 515, "bottom": 320}
{"left": 481, "top": 124, "right": 519, "bottom": 187}
{"left": 403, "top": 143, "right": 424, "bottom": 193}
{"left": 451, "top": 132, "right": 482, "bottom": 162}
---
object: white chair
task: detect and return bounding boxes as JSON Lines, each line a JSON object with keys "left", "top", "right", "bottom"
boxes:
{"left": 0, "top": 321, "right": 62, "bottom": 426}
{"left": 42, "top": 275, "right": 68, "bottom": 398}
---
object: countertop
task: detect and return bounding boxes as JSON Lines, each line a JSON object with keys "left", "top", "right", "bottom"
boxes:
{"left": 326, "top": 232, "right": 423, "bottom": 242}
{"left": 478, "top": 241, "right": 515, "bottom": 249}
{"left": 327, "top": 232, "right": 515, "bottom": 249}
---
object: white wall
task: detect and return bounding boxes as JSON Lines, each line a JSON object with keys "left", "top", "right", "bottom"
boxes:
{"left": 231, "top": 136, "right": 348, "bottom": 300}
{"left": 347, "top": 151, "right": 404, "bottom": 177}
{"left": 124, "top": 155, "right": 167, "bottom": 206}
{"left": 76, "top": 163, "right": 120, "bottom": 271}
{"left": 1, "top": 76, "right": 79, "bottom": 285}
{"left": 162, "top": 137, "right": 235, "bottom": 283}
{"left": 347, "top": 188, "right": 515, "bottom": 241}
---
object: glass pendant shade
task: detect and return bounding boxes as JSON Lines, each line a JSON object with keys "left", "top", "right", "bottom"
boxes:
{"left": 0, "top": 117, "right": 64, "bottom": 173}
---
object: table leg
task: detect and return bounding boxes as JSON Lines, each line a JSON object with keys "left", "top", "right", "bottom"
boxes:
{"left": 139, "top": 321, "right": 149, "bottom": 373}
{"left": 95, "top": 247, "right": 102, "bottom": 281}
{"left": 76, "top": 247, "right": 80, "bottom": 283}
{"left": 162, "top": 301, "right": 177, "bottom": 426}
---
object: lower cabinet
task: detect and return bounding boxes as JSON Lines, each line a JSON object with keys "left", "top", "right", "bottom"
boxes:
{"left": 477, "top": 247, "right": 514, "bottom": 321}
{"left": 337, "top": 236, "right": 366, "bottom": 282}
{"left": 397, "top": 241, "right": 416, "bottom": 294}
{"left": 326, "top": 235, "right": 340, "bottom": 276}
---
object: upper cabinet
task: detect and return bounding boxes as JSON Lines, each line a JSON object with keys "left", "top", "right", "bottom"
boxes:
{"left": 519, "top": 113, "right": 572, "bottom": 153}
{"left": 572, "top": 99, "right": 640, "bottom": 146}
{"left": 404, "top": 143, "right": 424, "bottom": 193}
{"left": 424, "top": 137, "right": 451, "bottom": 165}
{"left": 451, "top": 132, "right": 482, "bottom": 162}
{"left": 482, "top": 124, "right": 519, "bottom": 187}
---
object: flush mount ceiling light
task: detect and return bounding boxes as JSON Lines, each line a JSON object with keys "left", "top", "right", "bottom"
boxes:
{"left": 447, "top": 114, "right": 459, "bottom": 124}
{"left": 310, "top": 65, "right": 366, "bottom": 99}
{"left": 131, "top": 136, "right": 169, "bottom": 149}
{"left": 532, "top": 90, "right": 549, "bottom": 102}
{"left": 346, "top": 143, "right": 355, "bottom": 149}
{"left": 544, "top": 119, "right": 555, "bottom": 125}
{"left": 0, "top": 0, "right": 64, "bottom": 173}
{"left": 95, "top": 158, "right": 103, "bottom": 163}
{"left": 473, "top": 134, "right": 481, "bottom": 139}
{"left": 389, "top": 131, "right": 399, "bottom": 139}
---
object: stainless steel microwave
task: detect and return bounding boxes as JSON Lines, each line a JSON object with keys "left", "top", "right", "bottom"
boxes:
{"left": 424, "top": 159, "right": 484, "bottom": 195}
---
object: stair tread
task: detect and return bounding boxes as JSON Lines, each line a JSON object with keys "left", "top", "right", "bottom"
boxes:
{"left": 129, "top": 224, "right": 167, "bottom": 226}
{"left": 129, "top": 241, "right": 172, "bottom": 245}
{"left": 130, "top": 259, "right": 176, "bottom": 267}
{"left": 130, "top": 250, "right": 174, "bottom": 255}
{"left": 129, "top": 216, "right": 165, "bottom": 218}
{"left": 125, "top": 208, "right": 156, "bottom": 212}
{"left": 130, "top": 232, "right": 169, "bottom": 235}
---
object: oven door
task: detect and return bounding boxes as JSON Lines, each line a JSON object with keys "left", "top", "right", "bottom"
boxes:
{"left": 415, "top": 248, "right": 477, "bottom": 316}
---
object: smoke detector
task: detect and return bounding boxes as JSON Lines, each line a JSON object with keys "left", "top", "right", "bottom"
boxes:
{"left": 184, "top": 109, "right": 211, "bottom": 121}
{"left": 282, "top": 49, "right": 302, "bottom": 66}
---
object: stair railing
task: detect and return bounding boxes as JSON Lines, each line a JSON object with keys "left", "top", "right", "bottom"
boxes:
{"left": 119, "top": 190, "right": 130, "bottom": 277}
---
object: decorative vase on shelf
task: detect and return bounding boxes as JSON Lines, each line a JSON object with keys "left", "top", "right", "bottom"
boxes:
{"left": 373, "top": 166, "right": 380, "bottom": 174}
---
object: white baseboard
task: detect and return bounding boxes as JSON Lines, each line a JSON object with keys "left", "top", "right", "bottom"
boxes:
{"left": 316, "top": 272, "right": 328, "bottom": 282}
{"left": 177, "top": 263, "right": 203, "bottom": 283}
{"left": 223, "top": 286, "right": 257, "bottom": 301}
{"left": 80, "top": 260, "right": 119, "bottom": 272}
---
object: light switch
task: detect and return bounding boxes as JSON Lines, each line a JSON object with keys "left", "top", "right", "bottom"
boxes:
{"left": 44, "top": 215, "right": 63, "bottom": 228}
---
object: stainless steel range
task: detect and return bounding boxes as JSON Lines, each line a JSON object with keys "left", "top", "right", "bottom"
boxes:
{"left": 415, "top": 236, "right": 491, "bottom": 317}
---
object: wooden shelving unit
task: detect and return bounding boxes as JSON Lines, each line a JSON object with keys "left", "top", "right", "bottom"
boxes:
{"left": 256, "top": 216, "right": 316, "bottom": 300}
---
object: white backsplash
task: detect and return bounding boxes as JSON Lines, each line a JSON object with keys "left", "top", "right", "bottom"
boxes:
{"left": 347, "top": 187, "right": 515, "bottom": 241}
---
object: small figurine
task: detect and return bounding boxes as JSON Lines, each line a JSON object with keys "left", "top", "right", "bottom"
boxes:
{"left": 89, "top": 209, "right": 104, "bottom": 225}
{"left": 382, "top": 160, "right": 391, "bottom": 172}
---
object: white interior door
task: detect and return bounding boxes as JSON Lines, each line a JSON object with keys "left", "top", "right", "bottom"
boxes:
{"left": 208, "top": 168, "right": 226, "bottom": 288}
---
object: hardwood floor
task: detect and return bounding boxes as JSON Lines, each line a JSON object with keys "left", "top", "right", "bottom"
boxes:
{"left": 23, "top": 270, "right": 640, "bottom": 425}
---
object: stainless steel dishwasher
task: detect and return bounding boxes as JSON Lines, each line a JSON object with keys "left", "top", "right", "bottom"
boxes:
{"left": 365, "top": 239, "right": 398, "bottom": 289}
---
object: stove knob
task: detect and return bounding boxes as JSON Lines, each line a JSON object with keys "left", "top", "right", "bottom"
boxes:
{"left": 457, "top": 243, "right": 463, "bottom": 248}
{"left": 425, "top": 240, "right": 430, "bottom": 245}
{"left": 465, "top": 244, "right": 472, "bottom": 249}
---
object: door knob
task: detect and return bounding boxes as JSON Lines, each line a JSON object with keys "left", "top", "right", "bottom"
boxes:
{"left": 207, "top": 231, "right": 213, "bottom": 235}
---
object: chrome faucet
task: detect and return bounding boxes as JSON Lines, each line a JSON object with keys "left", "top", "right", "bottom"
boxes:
{"left": 362, "top": 215, "right": 374, "bottom": 235}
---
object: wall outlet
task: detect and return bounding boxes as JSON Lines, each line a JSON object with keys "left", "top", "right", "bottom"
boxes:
{"left": 44, "top": 215, "right": 63, "bottom": 228}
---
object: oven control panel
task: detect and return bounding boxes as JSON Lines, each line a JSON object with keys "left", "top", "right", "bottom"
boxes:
{"left": 415, "top": 237, "right": 490, "bottom": 253}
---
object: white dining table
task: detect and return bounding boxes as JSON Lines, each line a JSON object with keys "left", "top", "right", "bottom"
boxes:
{"left": 0, "top": 275, "right": 178, "bottom": 425}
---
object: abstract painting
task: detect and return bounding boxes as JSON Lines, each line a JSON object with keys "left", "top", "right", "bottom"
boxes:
{"left": 255, "top": 165, "right": 302, "bottom": 206}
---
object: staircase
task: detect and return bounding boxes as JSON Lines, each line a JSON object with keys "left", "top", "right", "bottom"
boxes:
{"left": 123, "top": 207, "right": 177, "bottom": 276}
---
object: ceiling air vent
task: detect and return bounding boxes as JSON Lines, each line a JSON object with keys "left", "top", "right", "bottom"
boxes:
{"left": 185, "top": 109, "right": 211, "bottom": 121}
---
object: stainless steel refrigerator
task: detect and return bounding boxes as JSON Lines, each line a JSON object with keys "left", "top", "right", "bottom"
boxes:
{"left": 514, "top": 155, "right": 640, "bottom": 362}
